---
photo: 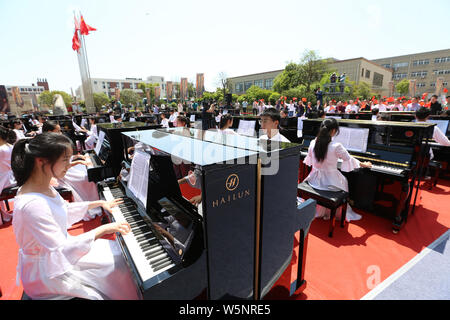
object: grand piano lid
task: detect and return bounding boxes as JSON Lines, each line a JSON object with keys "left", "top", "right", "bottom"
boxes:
{"left": 122, "top": 129, "right": 258, "bottom": 167}
{"left": 155, "top": 127, "right": 301, "bottom": 154}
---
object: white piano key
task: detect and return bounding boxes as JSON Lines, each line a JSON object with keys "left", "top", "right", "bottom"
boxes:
{"left": 102, "top": 187, "right": 174, "bottom": 282}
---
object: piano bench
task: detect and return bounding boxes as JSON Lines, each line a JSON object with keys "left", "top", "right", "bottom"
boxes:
{"left": 0, "top": 185, "right": 19, "bottom": 223}
{"left": 297, "top": 181, "right": 349, "bottom": 238}
{"left": 0, "top": 186, "right": 73, "bottom": 223}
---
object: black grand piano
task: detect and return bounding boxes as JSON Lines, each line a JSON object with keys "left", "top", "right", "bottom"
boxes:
{"left": 299, "top": 119, "right": 435, "bottom": 232}
{"left": 96, "top": 127, "right": 316, "bottom": 300}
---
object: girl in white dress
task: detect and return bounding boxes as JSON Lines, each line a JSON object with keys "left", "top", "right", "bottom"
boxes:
{"left": 0, "top": 126, "right": 16, "bottom": 224}
{"left": 11, "top": 133, "right": 140, "bottom": 300}
{"left": 42, "top": 121, "right": 101, "bottom": 221}
{"left": 303, "top": 118, "right": 372, "bottom": 221}
{"left": 83, "top": 118, "right": 98, "bottom": 150}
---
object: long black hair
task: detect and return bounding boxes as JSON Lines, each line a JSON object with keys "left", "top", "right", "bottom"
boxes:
{"left": 314, "top": 118, "right": 340, "bottom": 162}
{"left": 219, "top": 114, "right": 233, "bottom": 129}
{"left": 0, "top": 125, "right": 17, "bottom": 144}
{"left": 42, "top": 120, "right": 59, "bottom": 133}
{"left": 176, "top": 115, "right": 190, "bottom": 128}
{"left": 11, "top": 133, "right": 74, "bottom": 186}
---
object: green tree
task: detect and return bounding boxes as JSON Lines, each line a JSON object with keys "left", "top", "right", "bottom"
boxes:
{"left": 353, "top": 81, "right": 376, "bottom": 100}
{"left": 38, "top": 90, "right": 73, "bottom": 108}
{"left": 396, "top": 79, "right": 410, "bottom": 96}
{"left": 268, "top": 92, "right": 281, "bottom": 105}
{"left": 120, "top": 89, "right": 140, "bottom": 106}
{"left": 93, "top": 92, "right": 110, "bottom": 110}
{"left": 273, "top": 50, "right": 330, "bottom": 97}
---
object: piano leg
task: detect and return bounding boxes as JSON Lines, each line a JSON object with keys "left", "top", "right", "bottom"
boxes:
{"left": 392, "top": 181, "right": 409, "bottom": 233}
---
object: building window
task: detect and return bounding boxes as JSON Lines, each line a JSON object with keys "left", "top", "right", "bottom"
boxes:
{"left": 393, "top": 62, "right": 409, "bottom": 69}
{"left": 265, "top": 78, "right": 273, "bottom": 89}
{"left": 373, "top": 72, "right": 383, "bottom": 87}
{"left": 244, "top": 81, "right": 252, "bottom": 91}
{"left": 254, "top": 79, "right": 263, "bottom": 88}
{"left": 443, "top": 82, "right": 448, "bottom": 86}
{"left": 413, "top": 59, "right": 430, "bottom": 66}
{"left": 361, "top": 68, "right": 365, "bottom": 77}
{"left": 417, "top": 83, "right": 426, "bottom": 88}
{"left": 365, "top": 70, "right": 371, "bottom": 78}
{"left": 393, "top": 73, "right": 407, "bottom": 80}
{"left": 381, "top": 64, "right": 391, "bottom": 69}
{"left": 435, "top": 57, "right": 450, "bottom": 64}
{"left": 235, "top": 82, "right": 244, "bottom": 93}
{"left": 430, "top": 83, "right": 436, "bottom": 87}
{"left": 94, "top": 81, "right": 98, "bottom": 85}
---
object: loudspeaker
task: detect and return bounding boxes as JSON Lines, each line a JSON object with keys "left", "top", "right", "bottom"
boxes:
{"left": 226, "top": 93, "right": 232, "bottom": 106}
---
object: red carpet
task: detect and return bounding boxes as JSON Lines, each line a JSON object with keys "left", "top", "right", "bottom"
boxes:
{"left": 1, "top": 180, "right": 449, "bottom": 300}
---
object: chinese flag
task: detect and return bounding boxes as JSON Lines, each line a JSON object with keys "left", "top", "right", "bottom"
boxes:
{"left": 74, "top": 16, "right": 80, "bottom": 31}
{"left": 72, "top": 30, "right": 81, "bottom": 52}
{"left": 444, "top": 88, "right": 449, "bottom": 93}
{"left": 422, "top": 93, "right": 428, "bottom": 100}
{"left": 302, "top": 98, "right": 307, "bottom": 102}
{"left": 80, "top": 15, "right": 97, "bottom": 35}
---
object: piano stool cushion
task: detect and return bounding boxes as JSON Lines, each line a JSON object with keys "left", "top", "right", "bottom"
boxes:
{"left": 0, "top": 185, "right": 19, "bottom": 199}
{"left": 298, "top": 181, "right": 348, "bottom": 209}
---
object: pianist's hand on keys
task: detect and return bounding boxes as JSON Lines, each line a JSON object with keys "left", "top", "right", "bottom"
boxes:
{"left": 95, "top": 221, "right": 132, "bottom": 240}
{"left": 360, "top": 161, "right": 372, "bottom": 169}
{"left": 101, "top": 198, "right": 125, "bottom": 214}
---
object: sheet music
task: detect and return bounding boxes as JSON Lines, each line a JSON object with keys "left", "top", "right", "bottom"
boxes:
{"left": 128, "top": 150, "right": 151, "bottom": 209}
{"left": 428, "top": 120, "right": 449, "bottom": 135}
{"left": 237, "top": 120, "right": 256, "bottom": 136}
{"left": 94, "top": 130, "right": 105, "bottom": 156}
{"left": 190, "top": 115, "right": 196, "bottom": 122}
{"left": 333, "top": 127, "right": 370, "bottom": 153}
{"left": 223, "top": 109, "right": 228, "bottom": 115}
{"left": 72, "top": 121, "right": 83, "bottom": 132}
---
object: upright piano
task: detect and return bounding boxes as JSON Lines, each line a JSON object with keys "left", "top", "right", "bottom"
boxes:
{"left": 84, "top": 122, "right": 161, "bottom": 182}
{"left": 300, "top": 119, "right": 435, "bottom": 232}
{"left": 96, "top": 127, "right": 316, "bottom": 299}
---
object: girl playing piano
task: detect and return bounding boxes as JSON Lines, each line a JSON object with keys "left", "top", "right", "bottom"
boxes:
{"left": 12, "top": 133, "right": 139, "bottom": 300}
{"left": 303, "top": 118, "right": 372, "bottom": 221}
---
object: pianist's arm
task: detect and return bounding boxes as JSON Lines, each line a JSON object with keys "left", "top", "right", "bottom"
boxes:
{"left": 433, "top": 127, "right": 450, "bottom": 146}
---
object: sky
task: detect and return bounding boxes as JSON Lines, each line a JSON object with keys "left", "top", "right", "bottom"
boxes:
{"left": 0, "top": 0, "right": 449, "bottom": 94}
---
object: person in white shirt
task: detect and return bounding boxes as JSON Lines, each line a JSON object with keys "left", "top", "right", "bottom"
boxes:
{"left": 407, "top": 98, "right": 421, "bottom": 112}
{"left": 325, "top": 102, "right": 336, "bottom": 113}
{"left": 160, "top": 113, "right": 170, "bottom": 128}
{"left": 287, "top": 101, "right": 296, "bottom": 116}
{"left": 11, "top": 132, "right": 139, "bottom": 300}
{"left": 168, "top": 109, "right": 178, "bottom": 123}
{"left": 391, "top": 99, "right": 404, "bottom": 111}
{"left": 177, "top": 103, "right": 183, "bottom": 114}
{"left": 259, "top": 108, "right": 291, "bottom": 143}
{"left": 0, "top": 125, "right": 16, "bottom": 224}
{"left": 303, "top": 118, "right": 372, "bottom": 221}
{"left": 415, "top": 107, "right": 450, "bottom": 148}
{"left": 375, "top": 100, "right": 388, "bottom": 112}
{"left": 345, "top": 100, "right": 359, "bottom": 113}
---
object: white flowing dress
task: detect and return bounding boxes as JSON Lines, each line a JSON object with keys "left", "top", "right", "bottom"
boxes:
{"left": 0, "top": 143, "right": 16, "bottom": 223}
{"left": 57, "top": 161, "right": 101, "bottom": 221}
{"left": 303, "top": 139, "right": 362, "bottom": 221}
{"left": 13, "top": 188, "right": 140, "bottom": 300}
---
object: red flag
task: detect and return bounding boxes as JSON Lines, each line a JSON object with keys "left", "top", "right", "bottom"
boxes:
{"left": 422, "top": 92, "right": 428, "bottom": 100}
{"left": 444, "top": 88, "right": 449, "bottom": 93}
{"left": 302, "top": 97, "right": 307, "bottom": 102}
{"left": 80, "top": 15, "right": 96, "bottom": 35}
{"left": 72, "top": 30, "right": 80, "bottom": 52}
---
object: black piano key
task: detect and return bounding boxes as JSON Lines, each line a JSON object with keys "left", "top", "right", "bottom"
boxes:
{"left": 139, "top": 238, "right": 158, "bottom": 248}
{"left": 136, "top": 233, "right": 154, "bottom": 243}
{"left": 140, "top": 243, "right": 159, "bottom": 253}
{"left": 151, "top": 256, "right": 171, "bottom": 268}
{"left": 144, "top": 248, "right": 164, "bottom": 259}
{"left": 132, "top": 226, "right": 152, "bottom": 235}
{"left": 153, "top": 260, "right": 173, "bottom": 272}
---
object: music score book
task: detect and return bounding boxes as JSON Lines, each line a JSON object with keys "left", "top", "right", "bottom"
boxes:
{"left": 237, "top": 120, "right": 256, "bottom": 137}
{"left": 332, "top": 127, "right": 370, "bottom": 153}
{"left": 94, "top": 130, "right": 106, "bottom": 156}
{"left": 128, "top": 150, "right": 151, "bottom": 209}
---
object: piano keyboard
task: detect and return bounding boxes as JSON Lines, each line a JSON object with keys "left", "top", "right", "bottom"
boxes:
{"left": 102, "top": 186, "right": 176, "bottom": 283}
